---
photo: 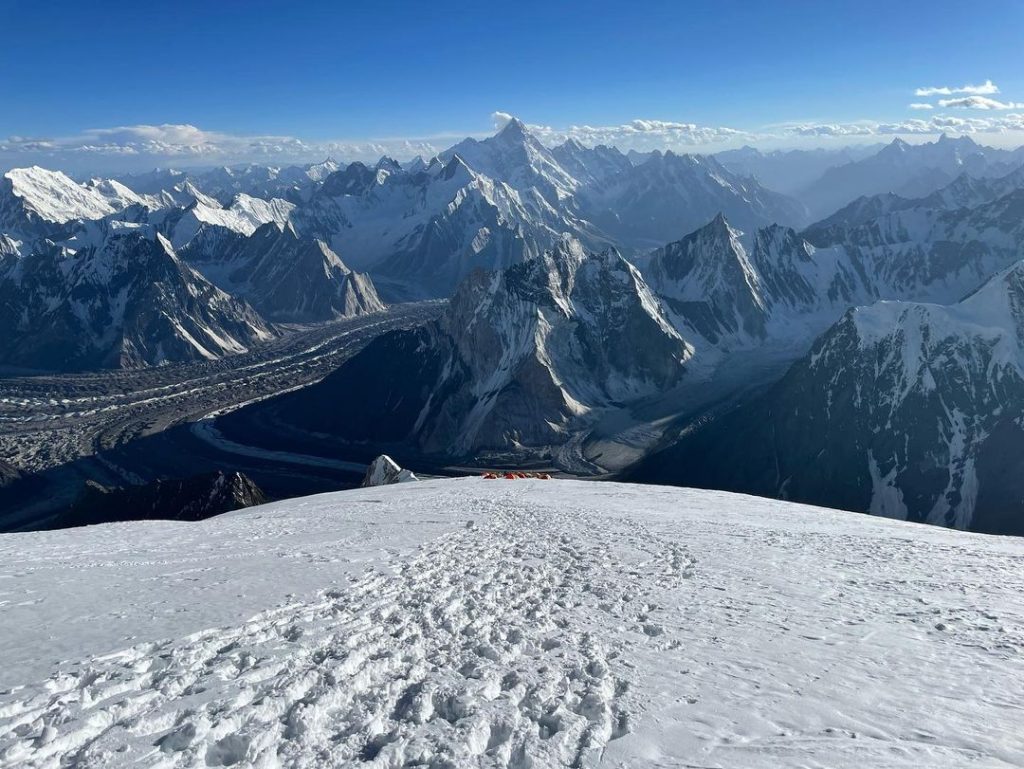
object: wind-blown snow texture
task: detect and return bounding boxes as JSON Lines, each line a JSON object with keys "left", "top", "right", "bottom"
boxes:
{"left": 1, "top": 479, "right": 1022, "bottom": 768}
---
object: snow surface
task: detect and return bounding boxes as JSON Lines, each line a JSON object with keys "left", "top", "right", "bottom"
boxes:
{"left": 1, "top": 479, "right": 1022, "bottom": 768}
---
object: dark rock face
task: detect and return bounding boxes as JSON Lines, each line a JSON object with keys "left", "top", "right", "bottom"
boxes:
{"left": 271, "top": 323, "right": 470, "bottom": 448}
{"left": 52, "top": 471, "right": 268, "bottom": 529}
{"left": 0, "top": 459, "right": 21, "bottom": 489}
{"left": 972, "top": 418, "right": 1024, "bottom": 536}
{"left": 267, "top": 238, "right": 690, "bottom": 458}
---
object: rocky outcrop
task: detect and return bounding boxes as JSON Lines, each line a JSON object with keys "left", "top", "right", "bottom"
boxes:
{"left": 52, "top": 471, "right": 268, "bottom": 528}
{"left": 361, "top": 455, "right": 419, "bottom": 487}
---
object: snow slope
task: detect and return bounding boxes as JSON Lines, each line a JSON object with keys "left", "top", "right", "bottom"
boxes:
{"left": 166, "top": 193, "right": 295, "bottom": 249}
{"left": 1, "top": 479, "right": 1021, "bottom": 768}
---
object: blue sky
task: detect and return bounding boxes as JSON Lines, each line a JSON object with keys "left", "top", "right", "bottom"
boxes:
{"left": 2, "top": 0, "right": 1023, "bottom": 170}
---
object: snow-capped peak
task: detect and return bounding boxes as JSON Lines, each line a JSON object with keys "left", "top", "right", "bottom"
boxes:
{"left": 303, "top": 158, "right": 341, "bottom": 181}
{"left": 2, "top": 166, "right": 117, "bottom": 225}
{"left": 441, "top": 118, "right": 581, "bottom": 202}
{"left": 493, "top": 116, "right": 532, "bottom": 143}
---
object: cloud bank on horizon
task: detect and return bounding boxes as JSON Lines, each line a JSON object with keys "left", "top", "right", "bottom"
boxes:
{"left": 4, "top": 80, "right": 1024, "bottom": 174}
{"left": 909, "top": 80, "right": 1022, "bottom": 111}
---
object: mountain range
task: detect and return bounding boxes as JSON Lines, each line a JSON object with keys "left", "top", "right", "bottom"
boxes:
{"left": 0, "top": 118, "right": 824, "bottom": 371}
{"left": 0, "top": 228, "right": 274, "bottom": 370}
{"left": 0, "top": 166, "right": 386, "bottom": 369}
{"left": 4, "top": 120, "right": 1024, "bottom": 534}
{"left": 54, "top": 470, "right": 267, "bottom": 528}
{"left": 265, "top": 236, "right": 691, "bottom": 457}
{"left": 713, "top": 144, "right": 883, "bottom": 194}
{"left": 798, "top": 134, "right": 1024, "bottom": 220}
{"left": 257, "top": 154, "right": 1024, "bottom": 534}
{"left": 181, "top": 221, "right": 383, "bottom": 323}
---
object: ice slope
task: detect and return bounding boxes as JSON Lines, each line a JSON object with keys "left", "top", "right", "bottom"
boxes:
{"left": 1, "top": 479, "right": 1021, "bottom": 768}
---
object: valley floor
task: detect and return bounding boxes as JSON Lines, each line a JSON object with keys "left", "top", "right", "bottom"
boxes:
{"left": 1, "top": 479, "right": 1022, "bottom": 768}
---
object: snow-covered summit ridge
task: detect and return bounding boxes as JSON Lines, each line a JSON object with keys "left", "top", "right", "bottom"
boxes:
{"left": 0, "top": 478, "right": 1021, "bottom": 768}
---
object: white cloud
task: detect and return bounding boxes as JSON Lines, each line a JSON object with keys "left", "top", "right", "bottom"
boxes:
{"left": 915, "top": 79, "right": 999, "bottom": 97}
{"left": 789, "top": 122, "right": 879, "bottom": 137}
{"left": 937, "top": 95, "right": 1023, "bottom": 110}
{"left": 523, "top": 118, "right": 754, "bottom": 149}
{"left": 908, "top": 103, "right": 934, "bottom": 110}
{"left": 2, "top": 115, "right": 759, "bottom": 174}
{"left": 0, "top": 123, "right": 453, "bottom": 173}
{"left": 4, "top": 107, "right": 1024, "bottom": 175}
{"left": 783, "top": 113, "right": 1024, "bottom": 138}
{"left": 491, "top": 111, "right": 514, "bottom": 130}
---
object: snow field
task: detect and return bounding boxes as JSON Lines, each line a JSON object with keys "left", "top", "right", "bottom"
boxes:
{"left": 1, "top": 479, "right": 1022, "bottom": 768}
